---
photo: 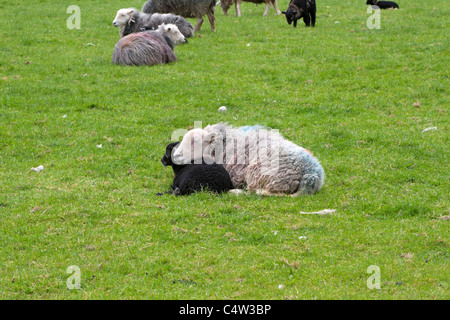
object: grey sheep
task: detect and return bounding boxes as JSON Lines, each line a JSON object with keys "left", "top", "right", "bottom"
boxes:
{"left": 113, "top": 8, "right": 194, "bottom": 38}
{"left": 172, "top": 123, "right": 325, "bottom": 196}
{"left": 142, "top": 0, "right": 217, "bottom": 32}
{"left": 112, "top": 24, "right": 186, "bottom": 66}
{"left": 219, "top": 0, "right": 281, "bottom": 17}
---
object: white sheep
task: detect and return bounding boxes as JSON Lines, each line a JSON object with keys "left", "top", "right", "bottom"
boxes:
{"left": 112, "top": 8, "right": 194, "bottom": 38}
{"left": 172, "top": 123, "right": 325, "bottom": 196}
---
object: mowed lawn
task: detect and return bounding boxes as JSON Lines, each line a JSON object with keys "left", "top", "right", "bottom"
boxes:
{"left": 0, "top": 0, "right": 448, "bottom": 299}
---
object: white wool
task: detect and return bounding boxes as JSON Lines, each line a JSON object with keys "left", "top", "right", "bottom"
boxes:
{"left": 112, "top": 8, "right": 136, "bottom": 27}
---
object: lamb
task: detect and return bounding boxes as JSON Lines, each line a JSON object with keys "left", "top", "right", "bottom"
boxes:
{"left": 112, "top": 24, "right": 186, "bottom": 66}
{"left": 142, "top": 0, "right": 217, "bottom": 32}
{"left": 112, "top": 8, "right": 194, "bottom": 38}
{"left": 366, "top": 0, "right": 399, "bottom": 9}
{"left": 282, "top": 0, "right": 316, "bottom": 27}
{"left": 172, "top": 123, "right": 325, "bottom": 196}
{"left": 161, "top": 142, "right": 234, "bottom": 195}
{"left": 219, "top": 0, "right": 281, "bottom": 17}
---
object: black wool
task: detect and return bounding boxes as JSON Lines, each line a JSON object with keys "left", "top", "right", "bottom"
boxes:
{"left": 161, "top": 142, "right": 234, "bottom": 196}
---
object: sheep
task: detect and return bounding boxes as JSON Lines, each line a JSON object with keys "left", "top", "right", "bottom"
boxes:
{"left": 366, "top": 0, "right": 399, "bottom": 9}
{"left": 282, "top": 0, "right": 316, "bottom": 27}
{"left": 111, "top": 24, "right": 186, "bottom": 66}
{"left": 161, "top": 142, "right": 234, "bottom": 195}
{"left": 142, "top": 0, "right": 217, "bottom": 32}
{"left": 112, "top": 8, "right": 194, "bottom": 38}
{"left": 219, "top": 0, "right": 281, "bottom": 17}
{"left": 172, "top": 123, "right": 325, "bottom": 196}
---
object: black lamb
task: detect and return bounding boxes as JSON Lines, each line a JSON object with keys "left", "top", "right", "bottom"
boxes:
{"left": 366, "top": 0, "right": 399, "bottom": 9}
{"left": 282, "top": 0, "right": 316, "bottom": 27}
{"left": 160, "top": 142, "right": 234, "bottom": 196}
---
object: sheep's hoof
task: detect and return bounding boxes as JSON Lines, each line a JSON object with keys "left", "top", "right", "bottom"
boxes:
{"left": 229, "top": 189, "right": 243, "bottom": 195}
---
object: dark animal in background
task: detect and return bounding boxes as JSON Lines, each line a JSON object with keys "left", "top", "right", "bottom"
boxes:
{"left": 161, "top": 142, "right": 234, "bottom": 196}
{"left": 366, "top": 0, "right": 399, "bottom": 9}
{"left": 219, "top": 0, "right": 281, "bottom": 17}
{"left": 112, "top": 24, "right": 186, "bottom": 66}
{"left": 142, "top": 0, "right": 217, "bottom": 32}
{"left": 282, "top": 0, "right": 316, "bottom": 27}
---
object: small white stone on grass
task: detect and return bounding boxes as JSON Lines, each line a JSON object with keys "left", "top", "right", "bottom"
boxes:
{"left": 31, "top": 165, "right": 44, "bottom": 172}
{"left": 218, "top": 106, "right": 227, "bottom": 112}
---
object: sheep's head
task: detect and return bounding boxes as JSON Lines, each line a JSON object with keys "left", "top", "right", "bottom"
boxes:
{"left": 161, "top": 142, "right": 180, "bottom": 167}
{"left": 219, "top": 0, "right": 234, "bottom": 15}
{"left": 113, "top": 8, "right": 136, "bottom": 27}
{"left": 282, "top": 8, "right": 298, "bottom": 25}
{"left": 172, "top": 128, "right": 216, "bottom": 164}
{"left": 157, "top": 24, "right": 188, "bottom": 45}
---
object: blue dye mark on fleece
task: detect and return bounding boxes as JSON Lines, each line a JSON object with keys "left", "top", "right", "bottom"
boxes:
{"left": 239, "top": 125, "right": 265, "bottom": 132}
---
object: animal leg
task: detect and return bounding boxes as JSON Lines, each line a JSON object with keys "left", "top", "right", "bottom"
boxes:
{"left": 235, "top": 0, "right": 242, "bottom": 17}
{"left": 207, "top": 11, "right": 216, "bottom": 31}
{"left": 303, "top": 14, "right": 311, "bottom": 27}
{"left": 194, "top": 17, "right": 204, "bottom": 32}
{"left": 272, "top": 0, "right": 281, "bottom": 15}
{"left": 263, "top": 2, "right": 270, "bottom": 16}
{"left": 310, "top": 12, "right": 316, "bottom": 27}
{"left": 293, "top": 19, "right": 297, "bottom": 27}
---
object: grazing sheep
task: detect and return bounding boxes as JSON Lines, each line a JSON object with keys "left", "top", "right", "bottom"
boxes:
{"left": 161, "top": 142, "right": 234, "bottom": 195}
{"left": 282, "top": 0, "right": 316, "bottom": 27}
{"left": 142, "top": 0, "right": 217, "bottom": 32}
{"left": 219, "top": 0, "right": 281, "bottom": 17}
{"left": 112, "top": 8, "right": 194, "bottom": 38}
{"left": 172, "top": 123, "right": 325, "bottom": 196}
{"left": 112, "top": 24, "right": 186, "bottom": 66}
{"left": 366, "top": 0, "right": 399, "bottom": 9}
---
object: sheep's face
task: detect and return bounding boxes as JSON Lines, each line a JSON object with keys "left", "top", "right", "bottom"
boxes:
{"left": 172, "top": 129, "right": 215, "bottom": 164}
{"left": 161, "top": 142, "right": 180, "bottom": 166}
{"left": 113, "top": 8, "right": 135, "bottom": 27}
{"left": 282, "top": 8, "right": 299, "bottom": 25}
{"left": 157, "top": 24, "right": 187, "bottom": 45}
{"left": 219, "top": 0, "right": 234, "bottom": 15}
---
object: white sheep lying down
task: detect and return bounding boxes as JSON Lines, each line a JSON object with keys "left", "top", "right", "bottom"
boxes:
{"left": 172, "top": 123, "right": 325, "bottom": 196}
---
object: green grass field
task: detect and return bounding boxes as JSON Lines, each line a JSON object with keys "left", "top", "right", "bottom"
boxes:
{"left": 0, "top": 0, "right": 448, "bottom": 299}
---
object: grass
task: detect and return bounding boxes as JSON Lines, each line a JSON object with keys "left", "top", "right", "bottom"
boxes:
{"left": 0, "top": 0, "right": 448, "bottom": 299}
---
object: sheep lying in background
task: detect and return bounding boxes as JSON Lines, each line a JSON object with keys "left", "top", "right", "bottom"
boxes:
{"left": 366, "top": 0, "right": 399, "bottom": 9}
{"left": 172, "top": 123, "right": 325, "bottom": 196}
{"left": 219, "top": 0, "right": 281, "bottom": 17}
{"left": 161, "top": 142, "right": 234, "bottom": 195}
{"left": 282, "top": 0, "right": 316, "bottom": 27}
{"left": 142, "top": 0, "right": 217, "bottom": 32}
{"left": 113, "top": 8, "right": 194, "bottom": 38}
{"left": 112, "top": 24, "right": 186, "bottom": 66}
